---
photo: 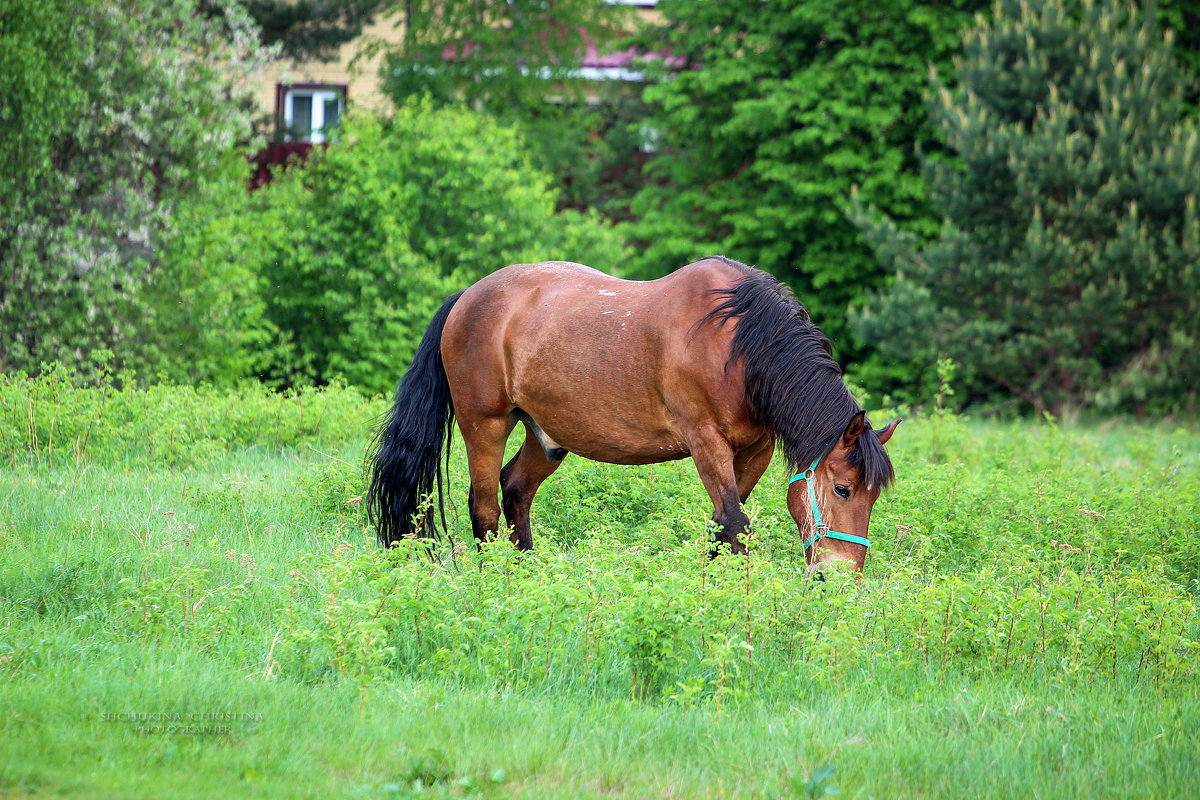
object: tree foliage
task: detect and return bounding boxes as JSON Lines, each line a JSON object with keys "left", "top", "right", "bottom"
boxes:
{"left": 376, "top": 0, "right": 647, "bottom": 217}
{"left": 0, "top": 2, "right": 625, "bottom": 393}
{"left": 624, "top": 0, "right": 991, "bottom": 349}
{"left": 238, "top": 0, "right": 385, "bottom": 62}
{"left": 139, "top": 152, "right": 280, "bottom": 386}
{"left": 0, "top": 0, "right": 272, "bottom": 378}
{"left": 378, "top": 0, "right": 628, "bottom": 110}
{"left": 1159, "top": 0, "right": 1200, "bottom": 113}
{"left": 851, "top": 0, "right": 1200, "bottom": 415}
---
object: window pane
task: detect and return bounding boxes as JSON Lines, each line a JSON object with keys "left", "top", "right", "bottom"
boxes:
{"left": 323, "top": 97, "right": 341, "bottom": 130}
{"left": 292, "top": 95, "right": 313, "bottom": 135}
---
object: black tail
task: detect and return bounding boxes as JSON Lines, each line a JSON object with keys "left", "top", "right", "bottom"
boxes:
{"left": 366, "top": 291, "right": 464, "bottom": 546}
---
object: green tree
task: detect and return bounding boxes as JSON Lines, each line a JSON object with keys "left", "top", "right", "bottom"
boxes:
{"left": 377, "top": 0, "right": 647, "bottom": 217}
{"left": 1160, "top": 0, "right": 1200, "bottom": 113}
{"left": 238, "top": 0, "right": 385, "bottom": 61}
{"left": 378, "top": 0, "right": 628, "bottom": 110}
{"left": 624, "top": 0, "right": 991, "bottom": 350}
{"left": 140, "top": 152, "right": 280, "bottom": 386}
{"left": 244, "top": 102, "right": 627, "bottom": 394}
{"left": 0, "top": 0, "right": 272, "bottom": 378}
{"left": 851, "top": 0, "right": 1200, "bottom": 415}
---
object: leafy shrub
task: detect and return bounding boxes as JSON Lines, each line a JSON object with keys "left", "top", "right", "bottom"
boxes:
{"left": 139, "top": 152, "right": 282, "bottom": 386}
{"left": 293, "top": 457, "right": 369, "bottom": 527}
{"left": 0, "top": 364, "right": 378, "bottom": 469}
{"left": 6, "top": 377, "right": 1198, "bottom": 711}
{"left": 244, "top": 100, "right": 627, "bottom": 394}
{"left": 5, "top": 87, "right": 627, "bottom": 394}
{"left": 118, "top": 565, "right": 251, "bottom": 648}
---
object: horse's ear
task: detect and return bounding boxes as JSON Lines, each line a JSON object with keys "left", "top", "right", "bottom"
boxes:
{"left": 875, "top": 418, "right": 902, "bottom": 447}
{"left": 840, "top": 410, "right": 867, "bottom": 449}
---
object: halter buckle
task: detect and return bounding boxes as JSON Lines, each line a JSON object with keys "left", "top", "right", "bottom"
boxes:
{"left": 803, "top": 523, "right": 830, "bottom": 553}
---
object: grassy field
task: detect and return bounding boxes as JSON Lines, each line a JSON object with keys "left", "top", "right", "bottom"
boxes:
{"left": 2, "top": 370, "right": 1198, "bottom": 798}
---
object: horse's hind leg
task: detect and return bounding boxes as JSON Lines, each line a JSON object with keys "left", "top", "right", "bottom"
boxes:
{"left": 460, "top": 414, "right": 514, "bottom": 544}
{"left": 500, "top": 432, "right": 565, "bottom": 550}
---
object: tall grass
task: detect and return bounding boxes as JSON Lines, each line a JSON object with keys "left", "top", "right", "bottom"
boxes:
{"left": 1, "top": 370, "right": 1197, "bottom": 798}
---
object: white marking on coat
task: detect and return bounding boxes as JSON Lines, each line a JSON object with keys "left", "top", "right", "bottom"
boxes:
{"left": 598, "top": 290, "right": 617, "bottom": 296}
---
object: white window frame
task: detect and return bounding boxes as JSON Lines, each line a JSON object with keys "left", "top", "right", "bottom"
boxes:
{"left": 281, "top": 85, "right": 345, "bottom": 144}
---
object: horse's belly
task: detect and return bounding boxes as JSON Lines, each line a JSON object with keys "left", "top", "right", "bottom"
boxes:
{"left": 564, "top": 430, "right": 692, "bottom": 465}
{"left": 515, "top": 398, "right": 691, "bottom": 466}
{"left": 554, "top": 432, "right": 692, "bottom": 466}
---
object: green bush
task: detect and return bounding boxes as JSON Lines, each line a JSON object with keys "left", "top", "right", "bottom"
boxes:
{"left": 244, "top": 101, "right": 627, "bottom": 394}
{"left": 140, "top": 152, "right": 281, "bottom": 386}
{"left": 6, "top": 86, "right": 626, "bottom": 394}
{"left": 266, "top": 532, "right": 1199, "bottom": 699}
{"left": 7, "top": 376, "right": 1197, "bottom": 701}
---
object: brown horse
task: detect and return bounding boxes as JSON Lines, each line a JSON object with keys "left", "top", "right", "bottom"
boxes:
{"left": 367, "top": 256, "right": 899, "bottom": 572}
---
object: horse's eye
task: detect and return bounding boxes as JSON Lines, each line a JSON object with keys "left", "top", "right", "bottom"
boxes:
{"left": 834, "top": 484, "right": 851, "bottom": 499}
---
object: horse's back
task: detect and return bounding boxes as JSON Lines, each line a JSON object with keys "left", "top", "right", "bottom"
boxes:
{"left": 449, "top": 257, "right": 748, "bottom": 319}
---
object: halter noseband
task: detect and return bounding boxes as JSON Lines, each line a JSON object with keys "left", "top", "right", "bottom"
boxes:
{"left": 789, "top": 454, "right": 871, "bottom": 553}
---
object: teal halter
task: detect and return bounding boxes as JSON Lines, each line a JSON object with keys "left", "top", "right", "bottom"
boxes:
{"left": 789, "top": 454, "right": 871, "bottom": 553}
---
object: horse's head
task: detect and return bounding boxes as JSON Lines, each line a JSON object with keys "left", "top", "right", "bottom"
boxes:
{"left": 787, "top": 411, "right": 900, "bottom": 576}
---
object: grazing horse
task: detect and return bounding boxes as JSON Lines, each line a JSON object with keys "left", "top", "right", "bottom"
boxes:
{"left": 367, "top": 256, "right": 899, "bottom": 572}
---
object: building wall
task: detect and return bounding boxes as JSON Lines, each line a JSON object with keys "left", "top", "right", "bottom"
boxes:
{"left": 251, "top": 3, "right": 662, "bottom": 131}
{"left": 252, "top": 9, "right": 408, "bottom": 127}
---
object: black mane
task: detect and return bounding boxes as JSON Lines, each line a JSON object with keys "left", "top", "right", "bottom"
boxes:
{"left": 699, "top": 257, "right": 894, "bottom": 490}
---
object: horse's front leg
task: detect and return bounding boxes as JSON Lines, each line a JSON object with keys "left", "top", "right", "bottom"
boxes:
{"left": 689, "top": 429, "right": 751, "bottom": 555}
{"left": 734, "top": 435, "right": 774, "bottom": 504}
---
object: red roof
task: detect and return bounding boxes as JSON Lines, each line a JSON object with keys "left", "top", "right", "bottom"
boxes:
{"left": 439, "top": 29, "right": 683, "bottom": 75}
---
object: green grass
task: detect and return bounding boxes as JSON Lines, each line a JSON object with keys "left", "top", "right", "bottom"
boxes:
{"left": 5, "top": 669, "right": 1196, "bottom": 798}
{"left": 1, "top": 373, "right": 1198, "bottom": 798}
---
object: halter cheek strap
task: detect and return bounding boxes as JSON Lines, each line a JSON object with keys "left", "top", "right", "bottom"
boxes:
{"left": 789, "top": 455, "right": 871, "bottom": 552}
